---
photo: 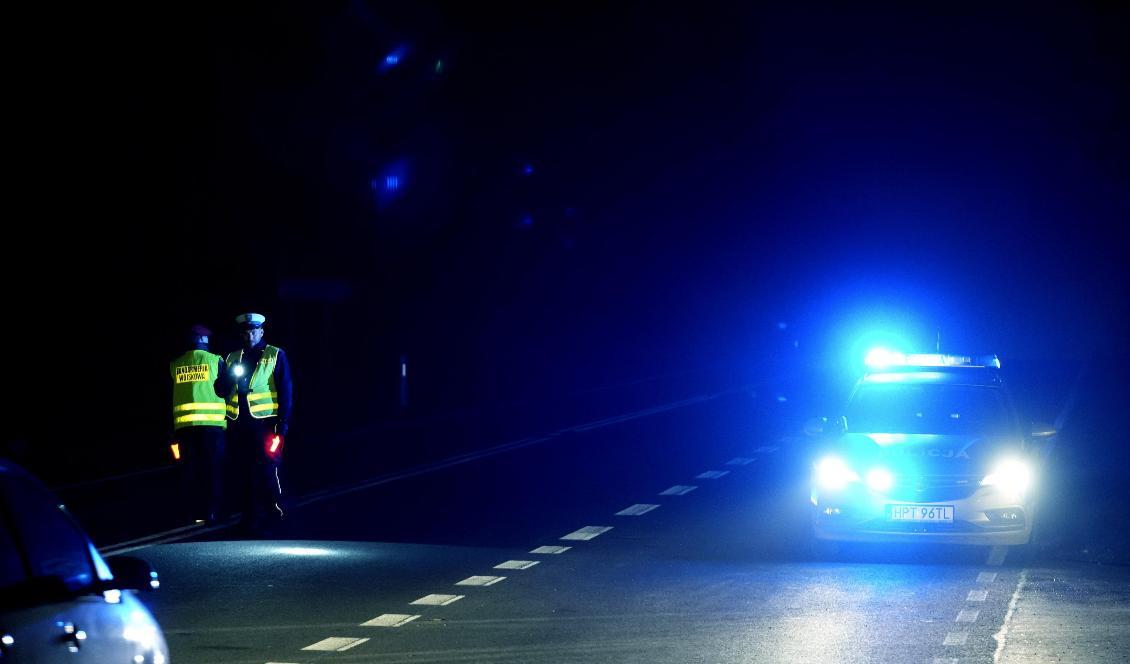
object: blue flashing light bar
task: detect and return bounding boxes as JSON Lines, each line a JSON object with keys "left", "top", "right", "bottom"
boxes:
{"left": 863, "top": 348, "right": 905, "bottom": 369}
{"left": 864, "top": 348, "right": 1000, "bottom": 370}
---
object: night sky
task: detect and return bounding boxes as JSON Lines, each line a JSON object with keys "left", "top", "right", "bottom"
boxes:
{"left": 7, "top": 3, "right": 1128, "bottom": 479}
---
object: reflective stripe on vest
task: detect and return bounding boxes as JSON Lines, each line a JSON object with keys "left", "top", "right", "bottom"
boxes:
{"left": 173, "top": 402, "right": 227, "bottom": 426}
{"left": 170, "top": 350, "right": 227, "bottom": 430}
{"left": 225, "top": 345, "right": 280, "bottom": 420}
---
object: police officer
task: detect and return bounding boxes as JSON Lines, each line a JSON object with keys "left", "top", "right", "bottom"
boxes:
{"left": 169, "top": 324, "right": 227, "bottom": 524}
{"left": 221, "top": 312, "right": 293, "bottom": 534}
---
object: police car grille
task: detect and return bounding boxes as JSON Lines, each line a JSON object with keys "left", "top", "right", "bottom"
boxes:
{"left": 888, "top": 476, "right": 979, "bottom": 502}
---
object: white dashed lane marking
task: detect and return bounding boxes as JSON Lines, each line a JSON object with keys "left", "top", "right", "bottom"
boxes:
{"left": 495, "top": 560, "right": 539, "bottom": 570}
{"left": 616, "top": 504, "right": 660, "bottom": 516}
{"left": 301, "top": 637, "right": 370, "bottom": 652}
{"left": 361, "top": 614, "right": 420, "bottom": 627}
{"left": 956, "top": 609, "right": 980, "bottom": 623}
{"left": 561, "top": 526, "right": 613, "bottom": 541}
{"left": 967, "top": 589, "right": 989, "bottom": 602}
{"left": 265, "top": 393, "right": 744, "bottom": 658}
{"left": 456, "top": 575, "right": 506, "bottom": 587}
{"left": 943, "top": 632, "right": 969, "bottom": 646}
{"left": 410, "top": 594, "right": 465, "bottom": 606}
{"left": 530, "top": 545, "right": 571, "bottom": 554}
{"left": 978, "top": 572, "right": 998, "bottom": 583}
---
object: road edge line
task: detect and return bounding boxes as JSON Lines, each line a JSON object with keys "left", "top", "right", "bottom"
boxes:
{"left": 992, "top": 568, "right": 1028, "bottom": 663}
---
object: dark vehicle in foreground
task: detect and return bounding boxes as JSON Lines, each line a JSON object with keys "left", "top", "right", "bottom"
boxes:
{"left": 808, "top": 352, "right": 1054, "bottom": 546}
{"left": 0, "top": 459, "right": 169, "bottom": 663}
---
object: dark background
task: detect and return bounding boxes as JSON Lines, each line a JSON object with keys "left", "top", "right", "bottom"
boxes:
{"left": 5, "top": 2, "right": 1128, "bottom": 484}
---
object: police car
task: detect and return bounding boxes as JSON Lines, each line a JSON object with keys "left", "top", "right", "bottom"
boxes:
{"left": 808, "top": 351, "right": 1053, "bottom": 546}
{"left": 0, "top": 460, "right": 169, "bottom": 663}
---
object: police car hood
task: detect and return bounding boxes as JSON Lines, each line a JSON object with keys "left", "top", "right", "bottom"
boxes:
{"left": 836, "top": 432, "right": 1015, "bottom": 475}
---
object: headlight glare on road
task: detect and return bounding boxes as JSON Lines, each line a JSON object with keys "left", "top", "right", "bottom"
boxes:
{"left": 865, "top": 468, "right": 894, "bottom": 492}
{"left": 980, "top": 458, "right": 1032, "bottom": 496}
{"left": 815, "top": 456, "right": 860, "bottom": 490}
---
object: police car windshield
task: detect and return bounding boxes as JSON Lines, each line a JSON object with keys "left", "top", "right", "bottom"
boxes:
{"left": 846, "top": 383, "right": 1013, "bottom": 435}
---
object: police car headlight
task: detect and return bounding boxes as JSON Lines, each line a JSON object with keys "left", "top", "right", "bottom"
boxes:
{"left": 815, "top": 456, "right": 860, "bottom": 490}
{"left": 865, "top": 468, "right": 894, "bottom": 492}
{"left": 980, "top": 458, "right": 1032, "bottom": 496}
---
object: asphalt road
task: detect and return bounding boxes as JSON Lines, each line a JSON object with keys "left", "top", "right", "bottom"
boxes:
{"left": 125, "top": 392, "right": 1130, "bottom": 663}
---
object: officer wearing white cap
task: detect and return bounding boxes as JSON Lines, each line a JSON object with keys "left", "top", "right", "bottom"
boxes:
{"left": 219, "top": 312, "right": 293, "bottom": 534}
{"left": 169, "top": 323, "right": 227, "bottom": 524}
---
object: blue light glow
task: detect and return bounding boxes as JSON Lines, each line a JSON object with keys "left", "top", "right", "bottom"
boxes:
{"left": 906, "top": 353, "right": 969, "bottom": 366}
{"left": 864, "top": 347, "right": 905, "bottom": 369}
{"left": 370, "top": 175, "right": 403, "bottom": 193}
{"left": 864, "top": 371, "right": 947, "bottom": 383}
{"left": 864, "top": 351, "right": 1000, "bottom": 371}
{"left": 379, "top": 46, "right": 409, "bottom": 73}
{"left": 371, "top": 161, "right": 409, "bottom": 208}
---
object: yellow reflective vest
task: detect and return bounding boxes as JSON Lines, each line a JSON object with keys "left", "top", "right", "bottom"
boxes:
{"left": 225, "top": 345, "right": 280, "bottom": 420}
{"left": 170, "top": 349, "right": 227, "bottom": 430}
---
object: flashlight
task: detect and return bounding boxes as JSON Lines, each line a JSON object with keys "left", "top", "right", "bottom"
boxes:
{"left": 170, "top": 442, "right": 181, "bottom": 461}
{"left": 232, "top": 364, "right": 245, "bottom": 377}
{"left": 269, "top": 435, "right": 281, "bottom": 454}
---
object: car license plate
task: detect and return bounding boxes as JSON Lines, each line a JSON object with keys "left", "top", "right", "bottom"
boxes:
{"left": 889, "top": 504, "right": 954, "bottom": 523}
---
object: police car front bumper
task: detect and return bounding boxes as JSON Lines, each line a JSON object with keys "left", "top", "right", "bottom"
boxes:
{"left": 811, "top": 483, "right": 1033, "bottom": 546}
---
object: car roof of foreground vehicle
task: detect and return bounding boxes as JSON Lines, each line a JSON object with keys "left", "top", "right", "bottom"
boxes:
{"left": 0, "top": 460, "right": 55, "bottom": 489}
{"left": 0, "top": 458, "right": 32, "bottom": 479}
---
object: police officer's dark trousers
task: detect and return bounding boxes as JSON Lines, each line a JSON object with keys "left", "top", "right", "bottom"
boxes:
{"left": 178, "top": 425, "right": 225, "bottom": 523}
{"left": 229, "top": 416, "right": 284, "bottom": 533}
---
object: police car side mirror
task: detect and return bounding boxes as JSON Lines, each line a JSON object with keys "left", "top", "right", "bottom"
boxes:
{"left": 1029, "top": 421, "right": 1056, "bottom": 439}
{"left": 106, "top": 556, "right": 160, "bottom": 592}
